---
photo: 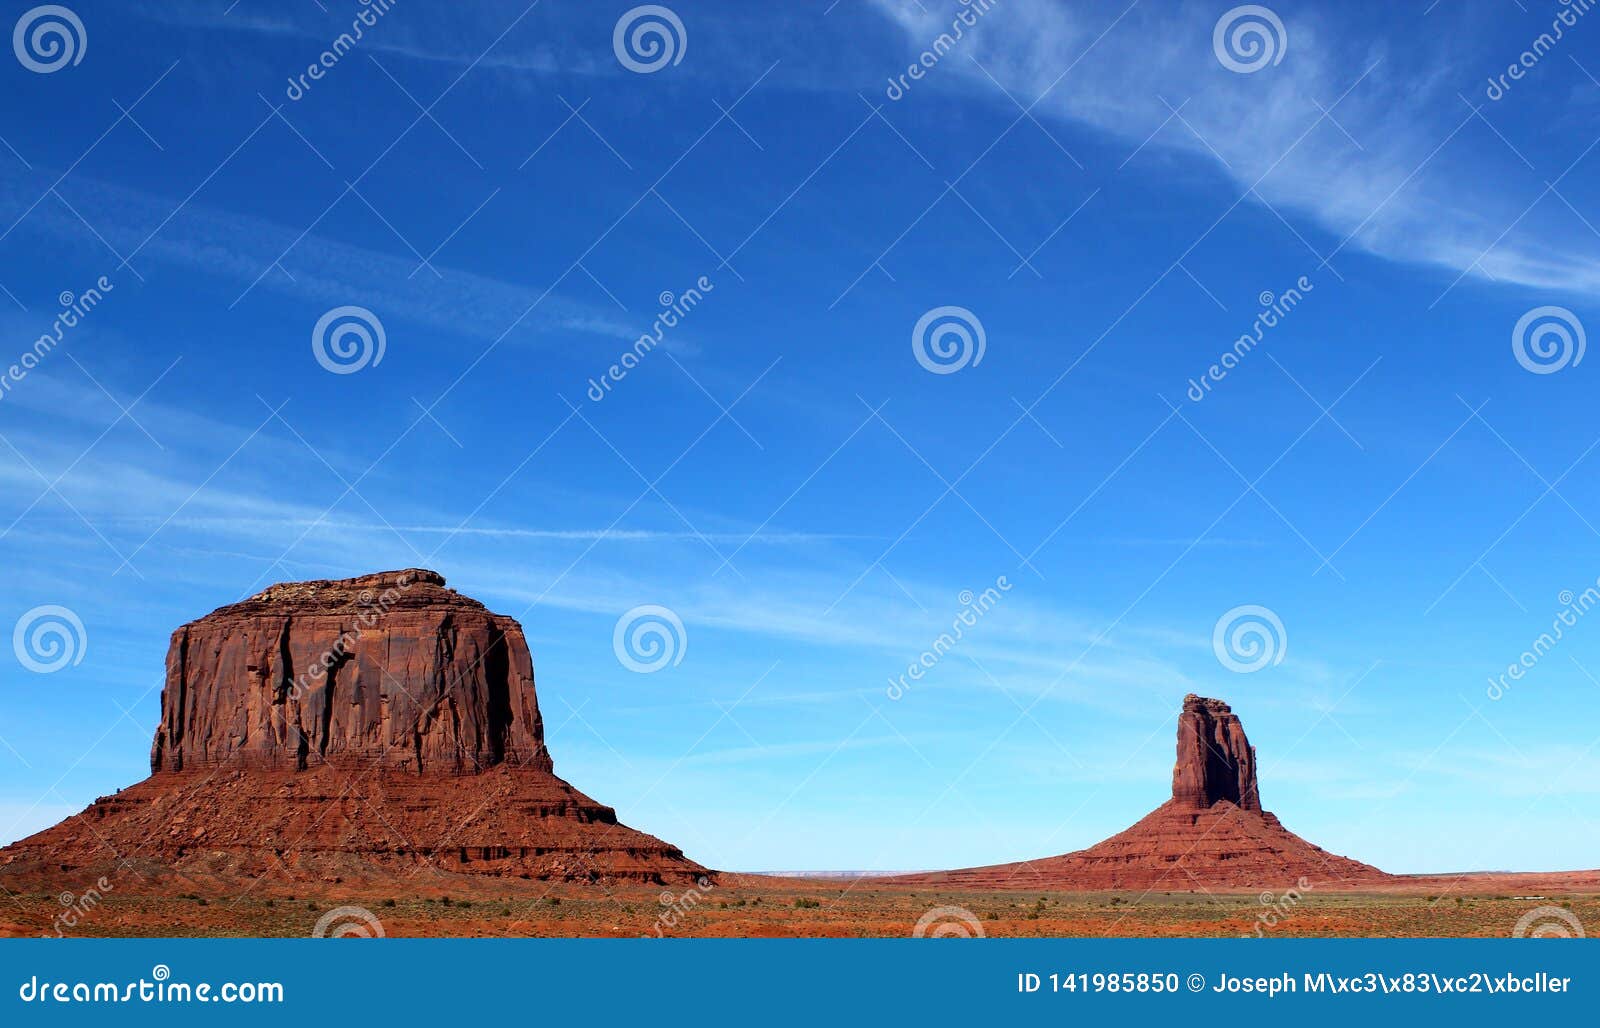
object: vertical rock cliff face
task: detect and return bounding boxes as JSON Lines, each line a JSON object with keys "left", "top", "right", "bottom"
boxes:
{"left": 1170, "top": 694, "right": 1261, "bottom": 811}
{"left": 5, "top": 570, "right": 706, "bottom": 884}
{"left": 150, "top": 570, "right": 552, "bottom": 775}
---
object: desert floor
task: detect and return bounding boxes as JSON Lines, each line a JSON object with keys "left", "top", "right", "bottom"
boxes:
{"left": 6, "top": 868, "right": 1596, "bottom": 938}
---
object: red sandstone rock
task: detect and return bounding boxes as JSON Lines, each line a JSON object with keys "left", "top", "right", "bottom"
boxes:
{"left": 894, "top": 694, "right": 1387, "bottom": 890}
{"left": 1171, "top": 694, "right": 1260, "bottom": 811}
{"left": 150, "top": 570, "right": 549, "bottom": 775}
{"left": 4, "top": 570, "right": 706, "bottom": 885}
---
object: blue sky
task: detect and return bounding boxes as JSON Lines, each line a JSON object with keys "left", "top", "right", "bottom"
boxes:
{"left": 1, "top": 0, "right": 1599, "bottom": 875}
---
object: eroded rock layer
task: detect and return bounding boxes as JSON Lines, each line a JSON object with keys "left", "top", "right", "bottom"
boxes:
{"left": 4, "top": 570, "right": 706, "bottom": 885}
{"left": 7, "top": 765, "right": 696, "bottom": 884}
{"left": 1172, "top": 695, "right": 1260, "bottom": 811}
{"left": 894, "top": 694, "right": 1386, "bottom": 890}
{"left": 150, "top": 570, "right": 549, "bottom": 774}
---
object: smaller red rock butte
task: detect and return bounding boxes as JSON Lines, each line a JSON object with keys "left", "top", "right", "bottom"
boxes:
{"left": 1171, "top": 694, "right": 1261, "bottom": 812}
{"left": 2, "top": 570, "right": 706, "bottom": 884}
{"left": 892, "top": 693, "right": 1387, "bottom": 890}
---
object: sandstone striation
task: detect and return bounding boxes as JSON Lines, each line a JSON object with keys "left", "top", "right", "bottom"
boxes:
{"left": 1171, "top": 695, "right": 1260, "bottom": 811}
{"left": 149, "top": 570, "right": 549, "bottom": 775}
{"left": 893, "top": 694, "right": 1386, "bottom": 890}
{"left": 4, "top": 570, "right": 705, "bottom": 885}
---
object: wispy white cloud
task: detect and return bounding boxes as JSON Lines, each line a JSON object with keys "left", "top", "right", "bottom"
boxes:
{"left": 0, "top": 170, "right": 633, "bottom": 347}
{"left": 136, "top": 1, "right": 883, "bottom": 94}
{"left": 128, "top": 517, "right": 876, "bottom": 546}
{"left": 0, "top": 371, "right": 1348, "bottom": 730}
{"left": 0, "top": 406, "right": 1212, "bottom": 705}
{"left": 676, "top": 734, "right": 911, "bottom": 766}
{"left": 138, "top": 1, "right": 601, "bottom": 79}
{"left": 869, "top": 0, "right": 1600, "bottom": 295}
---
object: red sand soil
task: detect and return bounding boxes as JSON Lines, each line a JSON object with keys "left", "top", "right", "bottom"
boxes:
{"left": 2, "top": 870, "right": 1595, "bottom": 938}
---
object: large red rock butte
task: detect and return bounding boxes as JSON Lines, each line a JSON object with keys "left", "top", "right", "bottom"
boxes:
{"left": 893, "top": 694, "right": 1387, "bottom": 890}
{"left": 2, "top": 570, "right": 705, "bottom": 884}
